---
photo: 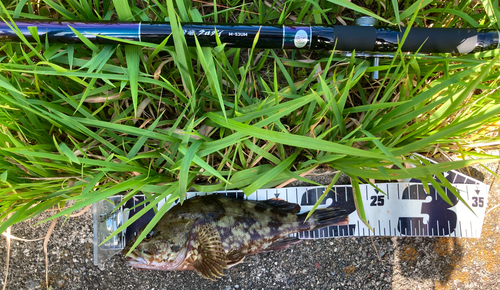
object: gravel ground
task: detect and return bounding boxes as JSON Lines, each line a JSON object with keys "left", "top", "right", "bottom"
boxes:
{"left": 1, "top": 158, "right": 499, "bottom": 290}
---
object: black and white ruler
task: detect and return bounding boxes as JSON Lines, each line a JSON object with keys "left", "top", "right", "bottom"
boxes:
{"left": 93, "top": 166, "right": 489, "bottom": 265}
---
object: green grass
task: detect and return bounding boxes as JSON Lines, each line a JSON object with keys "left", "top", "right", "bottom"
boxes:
{"left": 1, "top": 0, "right": 500, "bottom": 253}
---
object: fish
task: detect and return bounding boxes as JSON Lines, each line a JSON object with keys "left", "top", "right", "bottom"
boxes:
{"left": 123, "top": 194, "right": 348, "bottom": 280}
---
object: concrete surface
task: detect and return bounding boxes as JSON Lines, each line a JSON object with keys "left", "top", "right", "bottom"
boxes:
{"left": 1, "top": 159, "right": 499, "bottom": 290}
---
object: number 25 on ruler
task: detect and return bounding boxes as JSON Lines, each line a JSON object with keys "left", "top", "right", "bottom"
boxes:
{"left": 370, "top": 195, "right": 385, "bottom": 206}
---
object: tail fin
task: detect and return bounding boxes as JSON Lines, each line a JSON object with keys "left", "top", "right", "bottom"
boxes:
{"left": 297, "top": 207, "right": 349, "bottom": 231}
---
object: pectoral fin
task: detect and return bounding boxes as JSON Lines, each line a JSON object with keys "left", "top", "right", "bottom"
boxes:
{"left": 191, "top": 224, "right": 228, "bottom": 280}
{"left": 226, "top": 250, "right": 245, "bottom": 267}
{"left": 263, "top": 236, "right": 302, "bottom": 252}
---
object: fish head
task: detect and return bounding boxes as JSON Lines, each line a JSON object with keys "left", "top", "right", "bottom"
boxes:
{"left": 123, "top": 219, "right": 193, "bottom": 270}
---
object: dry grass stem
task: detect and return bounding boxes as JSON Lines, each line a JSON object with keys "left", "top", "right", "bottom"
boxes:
{"left": 69, "top": 204, "right": 93, "bottom": 218}
{"left": 83, "top": 93, "right": 123, "bottom": 103}
{"left": 275, "top": 165, "right": 319, "bottom": 188}
{"left": 44, "top": 218, "right": 59, "bottom": 289}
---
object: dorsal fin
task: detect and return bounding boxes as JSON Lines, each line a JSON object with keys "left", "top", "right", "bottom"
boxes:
{"left": 261, "top": 198, "right": 301, "bottom": 214}
{"left": 191, "top": 224, "right": 228, "bottom": 280}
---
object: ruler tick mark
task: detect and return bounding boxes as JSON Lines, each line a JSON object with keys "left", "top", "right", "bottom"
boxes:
{"left": 296, "top": 188, "right": 298, "bottom": 207}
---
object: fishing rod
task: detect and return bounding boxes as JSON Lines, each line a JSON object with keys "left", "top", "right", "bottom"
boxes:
{"left": 0, "top": 17, "right": 499, "bottom": 54}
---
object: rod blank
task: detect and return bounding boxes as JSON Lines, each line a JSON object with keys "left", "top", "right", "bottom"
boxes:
{"left": 0, "top": 20, "right": 498, "bottom": 53}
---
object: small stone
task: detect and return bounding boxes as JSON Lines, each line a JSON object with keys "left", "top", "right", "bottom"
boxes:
{"left": 234, "top": 285, "right": 239, "bottom": 289}
{"left": 224, "top": 286, "right": 231, "bottom": 290}
{"left": 315, "top": 262, "right": 320, "bottom": 269}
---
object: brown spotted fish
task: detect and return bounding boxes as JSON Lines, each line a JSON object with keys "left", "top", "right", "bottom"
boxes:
{"left": 123, "top": 195, "right": 348, "bottom": 280}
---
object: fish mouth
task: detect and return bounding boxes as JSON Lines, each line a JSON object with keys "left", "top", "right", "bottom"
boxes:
{"left": 123, "top": 245, "right": 188, "bottom": 271}
{"left": 123, "top": 249, "right": 178, "bottom": 270}
{"left": 123, "top": 249, "right": 151, "bottom": 267}
{"left": 125, "top": 256, "right": 152, "bottom": 269}
{"left": 123, "top": 249, "right": 142, "bottom": 262}
{"left": 125, "top": 255, "right": 181, "bottom": 270}
{"left": 124, "top": 250, "right": 159, "bottom": 270}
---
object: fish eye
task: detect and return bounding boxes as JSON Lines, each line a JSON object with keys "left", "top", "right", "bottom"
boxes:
{"left": 144, "top": 230, "right": 154, "bottom": 241}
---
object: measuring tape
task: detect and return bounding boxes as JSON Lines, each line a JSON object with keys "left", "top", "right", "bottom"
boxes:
{"left": 93, "top": 164, "right": 489, "bottom": 265}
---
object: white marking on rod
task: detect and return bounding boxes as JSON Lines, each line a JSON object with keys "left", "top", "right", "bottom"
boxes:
{"left": 497, "top": 30, "right": 500, "bottom": 49}
{"left": 138, "top": 22, "right": 142, "bottom": 42}
{"left": 308, "top": 25, "right": 312, "bottom": 50}
{"left": 281, "top": 26, "right": 285, "bottom": 49}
